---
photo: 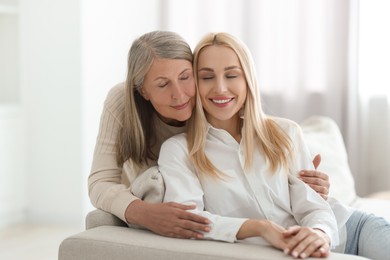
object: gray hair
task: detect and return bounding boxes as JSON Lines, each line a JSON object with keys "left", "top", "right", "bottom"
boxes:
{"left": 117, "top": 31, "right": 193, "bottom": 167}
{"left": 128, "top": 31, "right": 193, "bottom": 90}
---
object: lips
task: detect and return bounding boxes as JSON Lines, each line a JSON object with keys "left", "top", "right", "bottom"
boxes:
{"left": 211, "top": 98, "right": 233, "bottom": 104}
{"left": 172, "top": 100, "right": 190, "bottom": 110}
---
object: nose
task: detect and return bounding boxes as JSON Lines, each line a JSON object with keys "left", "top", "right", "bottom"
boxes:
{"left": 215, "top": 76, "right": 227, "bottom": 93}
{"left": 171, "top": 81, "right": 185, "bottom": 100}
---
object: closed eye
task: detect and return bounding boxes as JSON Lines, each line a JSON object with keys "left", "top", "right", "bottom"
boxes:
{"left": 158, "top": 82, "right": 169, "bottom": 88}
{"left": 226, "top": 75, "right": 238, "bottom": 79}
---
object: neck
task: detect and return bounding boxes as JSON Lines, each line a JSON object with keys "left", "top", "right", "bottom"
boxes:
{"left": 207, "top": 114, "right": 242, "bottom": 142}
{"left": 157, "top": 113, "right": 186, "bottom": 127}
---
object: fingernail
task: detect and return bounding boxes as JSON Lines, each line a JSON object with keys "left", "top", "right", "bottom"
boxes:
{"left": 300, "top": 253, "right": 306, "bottom": 258}
{"left": 284, "top": 248, "right": 289, "bottom": 255}
{"left": 292, "top": 251, "right": 298, "bottom": 258}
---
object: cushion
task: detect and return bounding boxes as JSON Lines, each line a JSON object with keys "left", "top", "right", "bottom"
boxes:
{"left": 300, "top": 116, "right": 357, "bottom": 205}
{"left": 59, "top": 226, "right": 367, "bottom": 260}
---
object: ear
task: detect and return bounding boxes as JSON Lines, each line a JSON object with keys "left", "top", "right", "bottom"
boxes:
{"left": 138, "top": 88, "right": 149, "bottom": 100}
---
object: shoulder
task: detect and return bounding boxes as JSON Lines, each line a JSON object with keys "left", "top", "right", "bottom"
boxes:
{"left": 160, "top": 133, "right": 189, "bottom": 159}
{"left": 159, "top": 133, "right": 189, "bottom": 163}
{"left": 103, "top": 82, "right": 125, "bottom": 119}
{"left": 161, "top": 133, "right": 188, "bottom": 150}
{"left": 105, "top": 82, "right": 125, "bottom": 107}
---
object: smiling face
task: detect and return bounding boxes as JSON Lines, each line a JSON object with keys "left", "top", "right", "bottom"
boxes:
{"left": 140, "top": 58, "right": 196, "bottom": 125}
{"left": 197, "top": 45, "right": 247, "bottom": 130}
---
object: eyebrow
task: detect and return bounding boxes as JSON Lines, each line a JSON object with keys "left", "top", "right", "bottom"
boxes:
{"left": 198, "top": 66, "right": 241, "bottom": 72}
{"left": 224, "top": 66, "right": 241, "bottom": 71}
{"left": 153, "top": 68, "right": 192, "bottom": 82}
{"left": 179, "top": 68, "right": 192, "bottom": 75}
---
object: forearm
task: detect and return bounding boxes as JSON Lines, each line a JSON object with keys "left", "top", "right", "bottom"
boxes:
{"left": 89, "top": 178, "right": 138, "bottom": 223}
{"left": 124, "top": 199, "right": 144, "bottom": 224}
{"left": 236, "top": 219, "right": 265, "bottom": 239}
{"left": 88, "top": 156, "right": 139, "bottom": 223}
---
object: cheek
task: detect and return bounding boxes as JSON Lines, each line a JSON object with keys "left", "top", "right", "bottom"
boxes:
{"left": 148, "top": 91, "right": 170, "bottom": 108}
{"left": 198, "top": 83, "right": 207, "bottom": 99}
{"left": 185, "top": 80, "right": 196, "bottom": 97}
{"left": 238, "top": 87, "right": 247, "bottom": 107}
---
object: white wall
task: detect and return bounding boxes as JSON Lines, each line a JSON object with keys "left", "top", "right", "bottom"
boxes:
{"left": 7, "top": 0, "right": 162, "bottom": 227}
{"left": 0, "top": 105, "right": 25, "bottom": 228}
{"left": 81, "top": 0, "right": 161, "bottom": 212}
{"left": 0, "top": 0, "right": 24, "bottom": 228}
{"left": 19, "top": 0, "right": 83, "bottom": 226}
{"left": 81, "top": 0, "right": 161, "bottom": 150}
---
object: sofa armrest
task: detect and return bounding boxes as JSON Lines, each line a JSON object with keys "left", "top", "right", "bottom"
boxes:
{"left": 366, "top": 190, "right": 390, "bottom": 200}
{"left": 86, "top": 209, "right": 127, "bottom": 230}
{"left": 60, "top": 226, "right": 369, "bottom": 260}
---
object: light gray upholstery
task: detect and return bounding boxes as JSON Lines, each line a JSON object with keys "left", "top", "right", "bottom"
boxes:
{"left": 59, "top": 209, "right": 368, "bottom": 260}
{"left": 60, "top": 116, "right": 383, "bottom": 260}
{"left": 85, "top": 208, "right": 127, "bottom": 229}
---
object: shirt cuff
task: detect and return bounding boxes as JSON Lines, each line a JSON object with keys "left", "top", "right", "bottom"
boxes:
{"left": 201, "top": 212, "right": 248, "bottom": 243}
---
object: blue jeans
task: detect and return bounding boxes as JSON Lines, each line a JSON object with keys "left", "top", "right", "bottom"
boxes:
{"left": 345, "top": 210, "right": 390, "bottom": 259}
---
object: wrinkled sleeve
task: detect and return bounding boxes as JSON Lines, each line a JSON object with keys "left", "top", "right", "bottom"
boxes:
{"left": 288, "top": 123, "right": 340, "bottom": 247}
{"left": 158, "top": 136, "right": 247, "bottom": 243}
{"left": 88, "top": 84, "right": 139, "bottom": 223}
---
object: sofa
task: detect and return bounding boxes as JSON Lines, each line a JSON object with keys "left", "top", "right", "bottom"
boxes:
{"left": 59, "top": 116, "right": 390, "bottom": 260}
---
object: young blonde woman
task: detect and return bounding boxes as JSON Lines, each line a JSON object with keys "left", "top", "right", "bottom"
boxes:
{"left": 158, "top": 32, "right": 390, "bottom": 259}
{"left": 88, "top": 30, "right": 332, "bottom": 240}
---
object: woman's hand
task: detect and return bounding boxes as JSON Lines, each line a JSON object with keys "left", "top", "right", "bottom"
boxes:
{"left": 299, "top": 154, "right": 330, "bottom": 200}
{"left": 283, "top": 226, "right": 331, "bottom": 258}
{"left": 125, "top": 200, "right": 210, "bottom": 239}
{"left": 260, "top": 220, "right": 291, "bottom": 251}
{"left": 237, "top": 220, "right": 290, "bottom": 251}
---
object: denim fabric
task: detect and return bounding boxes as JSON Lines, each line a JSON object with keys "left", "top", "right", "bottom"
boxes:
{"left": 345, "top": 210, "right": 390, "bottom": 259}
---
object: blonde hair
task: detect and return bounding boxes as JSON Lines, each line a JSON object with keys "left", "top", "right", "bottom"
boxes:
{"left": 117, "top": 31, "right": 193, "bottom": 167}
{"left": 187, "top": 32, "right": 293, "bottom": 178}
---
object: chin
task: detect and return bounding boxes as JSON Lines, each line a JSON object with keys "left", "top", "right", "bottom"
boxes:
{"left": 178, "top": 113, "right": 192, "bottom": 122}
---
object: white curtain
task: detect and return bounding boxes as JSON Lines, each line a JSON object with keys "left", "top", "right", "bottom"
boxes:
{"left": 352, "top": 0, "right": 390, "bottom": 195}
{"left": 159, "top": 0, "right": 389, "bottom": 195}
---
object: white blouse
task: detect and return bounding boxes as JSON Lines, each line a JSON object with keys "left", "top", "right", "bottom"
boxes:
{"left": 158, "top": 117, "right": 340, "bottom": 247}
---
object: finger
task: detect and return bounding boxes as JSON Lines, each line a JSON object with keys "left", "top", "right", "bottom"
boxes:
{"left": 180, "top": 219, "right": 211, "bottom": 233}
{"left": 298, "top": 237, "right": 325, "bottom": 259}
{"left": 306, "top": 183, "right": 328, "bottom": 196}
{"left": 170, "top": 202, "right": 197, "bottom": 210}
{"left": 179, "top": 210, "right": 211, "bottom": 224}
{"left": 168, "top": 202, "right": 210, "bottom": 224}
{"left": 283, "top": 226, "right": 301, "bottom": 237}
{"left": 300, "top": 170, "right": 329, "bottom": 181}
{"left": 290, "top": 231, "right": 324, "bottom": 259}
{"left": 310, "top": 246, "right": 329, "bottom": 258}
{"left": 299, "top": 176, "right": 324, "bottom": 186}
{"left": 285, "top": 227, "right": 307, "bottom": 254}
{"left": 167, "top": 228, "right": 204, "bottom": 239}
{"left": 312, "top": 154, "right": 321, "bottom": 170}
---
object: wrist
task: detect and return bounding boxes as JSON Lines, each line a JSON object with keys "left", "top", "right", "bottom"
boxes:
{"left": 125, "top": 199, "right": 144, "bottom": 224}
{"left": 314, "top": 228, "right": 331, "bottom": 244}
{"left": 237, "top": 219, "right": 265, "bottom": 239}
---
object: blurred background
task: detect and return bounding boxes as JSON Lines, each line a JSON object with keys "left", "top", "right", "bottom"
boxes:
{"left": 1, "top": 0, "right": 389, "bottom": 259}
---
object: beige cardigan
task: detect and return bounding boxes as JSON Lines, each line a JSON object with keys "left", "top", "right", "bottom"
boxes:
{"left": 88, "top": 83, "right": 186, "bottom": 223}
